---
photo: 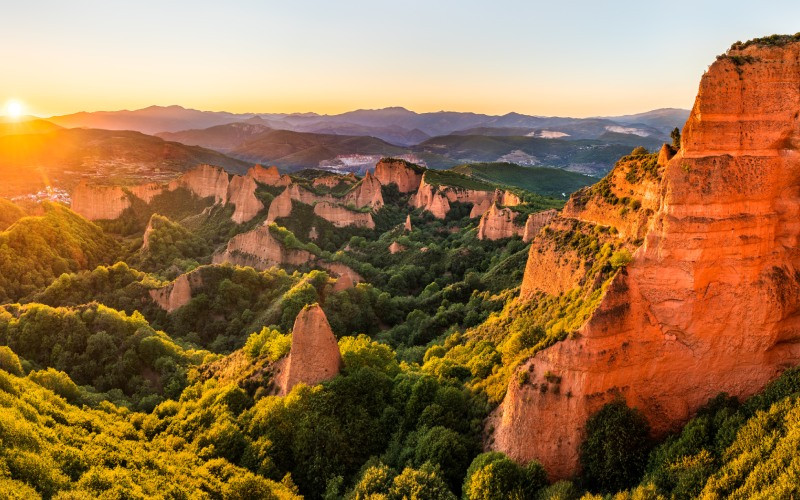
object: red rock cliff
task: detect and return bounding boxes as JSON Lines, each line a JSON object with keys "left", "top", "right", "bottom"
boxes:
{"left": 477, "top": 204, "right": 524, "bottom": 240}
{"left": 491, "top": 40, "right": 800, "bottom": 479}
{"left": 71, "top": 181, "right": 131, "bottom": 220}
{"left": 213, "top": 224, "right": 313, "bottom": 269}
{"left": 278, "top": 304, "right": 342, "bottom": 395}
{"left": 374, "top": 158, "right": 424, "bottom": 193}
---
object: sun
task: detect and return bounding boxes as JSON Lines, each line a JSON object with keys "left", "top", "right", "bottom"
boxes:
{"left": 4, "top": 99, "right": 25, "bottom": 120}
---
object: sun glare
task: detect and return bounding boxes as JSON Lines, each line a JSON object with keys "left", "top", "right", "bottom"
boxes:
{"left": 4, "top": 99, "right": 25, "bottom": 120}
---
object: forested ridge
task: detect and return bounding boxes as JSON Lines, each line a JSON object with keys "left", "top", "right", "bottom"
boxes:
{"left": 0, "top": 158, "right": 798, "bottom": 499}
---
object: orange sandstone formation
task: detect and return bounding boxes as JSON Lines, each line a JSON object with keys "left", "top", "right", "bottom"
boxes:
{"left": 71, "top": 181, "right": 131, "bottom": 220}
{"left": 227, "top": 175, "right": 264, "bottom": 224}
{"left": 491, "top": 40, "right": 800, "bottom": 479}
{"left": 247, "top": 165, "right": 288, "bottom": 186}
{"left": 343, "top": 171, "right": 384, "bottom": 209}
{"left": 388, "top": 241, "right": 406, "bottom": 254}
{"left": 477, "top": 204, "right": 524, "bottom": 240}
{"left": 374, "top": 158, "right": 424, "bottom": 193}
{"left": 522, "top": 209, "right": 558, "bottom": 243}
{"left": 278, "top": 304, "right": 342, "bottom": 395}
{"left": 168, "top": 164, "right": 230, "bottom": 203}
{"left": 404, "top": 215, "right": 413, "bottom": 232}
{"left": 266, "top": 187, "right": 294, "bottom": 223}
{"left": 313, "top": 202, "right": 375, "bottom": 229}
{"left": 72, "top": 164, "right": 268, "bottom": 224}
{"left": 149, "top": 271, "right": 204, "bottom": 312}
{"left": 213, "top": 224, "right": 313, "bottom": 270}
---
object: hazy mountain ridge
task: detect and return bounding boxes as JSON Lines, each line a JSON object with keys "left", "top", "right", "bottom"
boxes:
{"left": 48, "top": 105, "right": 689, "bottom": 146}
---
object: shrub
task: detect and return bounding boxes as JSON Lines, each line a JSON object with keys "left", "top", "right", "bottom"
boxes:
{"left": 580, "top": 400, "right": 652, "bottom": 493}
{"left": 0, "top": 346, "right": 23, "bottom": 376}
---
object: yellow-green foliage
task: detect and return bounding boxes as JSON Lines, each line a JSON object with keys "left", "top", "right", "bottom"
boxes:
{"left": 425, "top": 230, "right": 623, "bottom": 404}
{"left": 0, "top": 303, "right": 203, "bottom": 408}
{"left": 697, "top": 397, "right": 800, "bottom": 498}
{"left": 0, "top": 203, "right": 120, "bottom": 302}
{"left": 0, "top": 198, "right": 25, "bottom": 231}
{"left": 0, "top": 371, "right": 299, "bottom": 499}
{"left": 244, "top": 327, "right": 291, "bottom": 362}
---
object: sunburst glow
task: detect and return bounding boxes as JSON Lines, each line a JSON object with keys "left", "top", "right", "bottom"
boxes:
{"left": 4, "top": 99, "right": 25, "bottom": 120}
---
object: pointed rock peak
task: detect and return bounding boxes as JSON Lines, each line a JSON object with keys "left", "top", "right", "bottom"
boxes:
{"left": 657, "top": 143, "right": 676, "bottom": 167}
{"left": 404, "top": 215, "right": 412, "bottom": 232}
{"left": 279, "top": 304, "right": 342, "bottom": 395}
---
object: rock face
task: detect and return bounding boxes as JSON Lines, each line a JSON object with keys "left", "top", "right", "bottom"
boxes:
{"left": 522, "top": 209, "right": 558, "bottom": 243}
{"left": 266, "top": 187, "right": 294, "bottom": 223}
{"left": 72, "top": 164, "right": 268, "bottom": 224}
{"left": 410, "top": 177, "right": 451, "bottom": 219}
{"left": 477, "top": 204, "right": 524, "bottom": 240}
{"left": 343, "top": 171, "right": 384, "bottom": 209}
{"left": 491, "top": 40, "right": 800, "bottom": 479}
{"left": 562, "top": 154, "right": 662, "bottom": 241}
{"left": 71, "top": 181, "right": 131, "bottom": 220}
{"left": 404, "top": 215, "right": 413, "bottom": 232}
{"left": 374, "top": 158, "right": 424, "bottom": 193}
{"left": 213, "top": 224, "right": 313, "bottom": 269}
{"left": 278, "top": 304, "right": 342, "bottom": 395}
{"left": 169, "top": 164, "right": 230, "bottom": 204}
{"left": 247, "top": 165, "right": 288, "bottom": 186}
{"left": 227, "top": 175, "right": 264, "bottom": 224}
{"left": 313, "top": 202, "right": 375, "bottom": 229}
{"left": 410, "top": 173, "right": 512, "bottom": 219}
{"left": 388, "top": 241, "right": 406, "bottom": 254}
{"left": 149, "top": 271, "right": 203, "bottom": 312}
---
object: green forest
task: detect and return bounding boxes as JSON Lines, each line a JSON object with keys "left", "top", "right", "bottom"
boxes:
{"left": 0, "top": 158, "right": 797, "bottom": 499}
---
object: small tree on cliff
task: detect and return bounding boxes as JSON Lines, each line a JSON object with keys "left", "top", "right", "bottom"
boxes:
{"left": 580, "top": 400, "right": 652, "bottom": 493}
{"left": 671, "top": 127, "right": 681, "bottom": 149}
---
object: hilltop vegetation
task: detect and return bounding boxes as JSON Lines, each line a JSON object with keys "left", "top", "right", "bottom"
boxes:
{"left": 452, "top": 162, "right": 596, "bottom": 198}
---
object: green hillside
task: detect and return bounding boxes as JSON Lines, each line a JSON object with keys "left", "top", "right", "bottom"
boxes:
{"left": 452, "top": 162, "right": 596, "bottom": 198}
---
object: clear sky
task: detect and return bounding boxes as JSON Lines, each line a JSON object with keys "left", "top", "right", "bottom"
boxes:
{"left": 3, "top": 0, "right": 800, "bottom": 118}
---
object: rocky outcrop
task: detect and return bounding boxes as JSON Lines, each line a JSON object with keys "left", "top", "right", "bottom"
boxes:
{"left": 477, "top": 204, "right": 524, "bottom": 240}
{"left": 404, "top": 215, "right": 413, "bottom": 232}
{"left": 374, "top": 158, "right": 424, "bottom": 193}
{"left": 319, "top": 261, "right": 363, "bottom": 285}
{"left": 410, "top": 173, "right": 516, "bottom": 219}
{"left": 277, "top": 304, "right": 342, "bottom": 395}
{"left": 561, "top": 153, "right": 662, "bottom": 241}
{"left": 227, "top": 175, "right": 264, "bottom": 224}
{"left": 128, "top": 182, "right": 164, "bottom": 204}
{"left": 266, "top": 187, "right": 293, "bottom": 223}
{"left": 71, "top": 181, "right": 131, "bottom": 220}
{"left": 314, "top": 202, "right": 375, "bottom": 229}
{"left": 522, "top": 209, "right": 558, "bottom": 243}
{"left": 247, "top": 165, "right": 288, "bottom": 186}
{"left": 313, "top": 174, "right": 355, "bottom": 189}
{"left": 213, "top": 224, "right": 313, "bottom": 270}
{"left": 71, "top": 164, "right": 269, "bottom": 224}
{"left": 388, "top": 241, "right": 406, "bottom": 254}
{"left": 149, "top": 271, "right": 204, "bottom": 312}
{"left": 168, "top": 164, "right": 230, "bottom": 204}
{"left": 492, "top": 40, "right": 800, "bottom": 479}
{"left": 657, "top": 143, "right": 676, "bottom": 167}
{"left": 343, "top": 171, "right": 384, "bottom": 209}
{"left": 410, "top": 177, "right": 451, "bottom": 219}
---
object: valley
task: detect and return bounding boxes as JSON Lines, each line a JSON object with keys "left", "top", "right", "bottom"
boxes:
{"left": 1, "top": 25, "right": 800, "bottom": 500}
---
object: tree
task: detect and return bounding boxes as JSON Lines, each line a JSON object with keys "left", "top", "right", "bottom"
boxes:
{"left": 580, "top": 400, "right": 652, "bottom": 493}
{"left": 671, "top": 127, "right": 681, "bottom": 149}
{"left": 631, "top": 146, "right": 649, "bottom": 156}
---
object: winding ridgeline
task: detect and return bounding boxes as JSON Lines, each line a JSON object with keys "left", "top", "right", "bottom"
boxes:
{"left": 3, "top": 35, "right": 800, "bottom": 499}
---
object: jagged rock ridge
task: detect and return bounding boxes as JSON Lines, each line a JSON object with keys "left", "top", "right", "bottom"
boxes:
{"left": 490, "top": 40, "right": 800, "bottom": 479}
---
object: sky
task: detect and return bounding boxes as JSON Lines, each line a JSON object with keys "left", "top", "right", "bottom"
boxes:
{"left": 3, "top": 0, "right": 800, "bottom": 118}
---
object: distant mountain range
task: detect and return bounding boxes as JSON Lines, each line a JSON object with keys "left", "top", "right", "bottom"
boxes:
{"left": 0, "top": 128, "right": 249, "bottom": 197}
{"left": 0, "top": 105, "right": 689, "bottom": 196}
{"left": 47, "top": 105, "right": 690, "bottom": 147}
